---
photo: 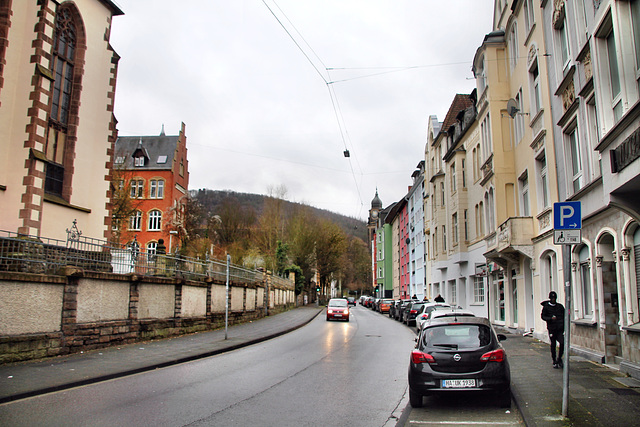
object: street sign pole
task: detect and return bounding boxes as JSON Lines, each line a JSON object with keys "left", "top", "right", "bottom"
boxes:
{"left": 562, "top": 245, "right": 571, "bottom": 418}
{"left": 553, "top": 202, "right": 581, "bottom": 418}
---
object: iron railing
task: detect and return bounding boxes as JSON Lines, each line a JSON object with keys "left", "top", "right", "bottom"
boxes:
{"left": 0, "top": 229, "right": 293, "bottom": 288}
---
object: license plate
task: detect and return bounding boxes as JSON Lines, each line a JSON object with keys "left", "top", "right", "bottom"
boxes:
{"left": 442, "top": 379, "right": 476, "bottom": 388}
{"left": 334, "top": 314, "right": 342, "bottom": 317}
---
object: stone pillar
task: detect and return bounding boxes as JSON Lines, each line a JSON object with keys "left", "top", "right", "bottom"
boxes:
{"left": 155, "top": 238, "right": 166, "bottom": 275}
{"left": 620, "top": 248, "right": 635, "bottom": 326}
{"left": 596, "top": 256, "right": 605, "bottom": 327}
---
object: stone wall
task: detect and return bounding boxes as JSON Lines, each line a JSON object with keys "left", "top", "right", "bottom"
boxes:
{"left": 0, "top": 269, "right": 295, "bottom": 363}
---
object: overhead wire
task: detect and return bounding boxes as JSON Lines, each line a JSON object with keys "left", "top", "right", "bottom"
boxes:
{"left": 262, "top": 0, "right": 366, "bottom": 216}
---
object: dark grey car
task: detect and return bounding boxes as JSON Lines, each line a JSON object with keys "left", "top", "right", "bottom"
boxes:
{"left": 408, "top": 316, "right": 511, "bottom": 408}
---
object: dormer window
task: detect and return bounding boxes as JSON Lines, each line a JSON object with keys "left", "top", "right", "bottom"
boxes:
{"left": 134, "top": 156, "right": 145, "bottom": 167}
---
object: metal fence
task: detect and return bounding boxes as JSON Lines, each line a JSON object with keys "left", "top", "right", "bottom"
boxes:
{"left": 0, "top": 228, "right": 292, "bottom": 288}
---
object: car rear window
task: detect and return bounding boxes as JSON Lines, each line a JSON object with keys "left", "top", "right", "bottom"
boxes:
{"left": 422, "top": 325, "right": 491, "bottom": 349}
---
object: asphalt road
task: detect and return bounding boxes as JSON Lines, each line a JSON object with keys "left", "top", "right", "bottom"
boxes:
{"left": 0, "top": 305, "right": 416, "bottom": 427}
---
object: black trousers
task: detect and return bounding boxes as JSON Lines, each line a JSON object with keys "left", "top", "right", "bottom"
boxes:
{"left": 549, "top": 329, "right": 564, "bottom": 361}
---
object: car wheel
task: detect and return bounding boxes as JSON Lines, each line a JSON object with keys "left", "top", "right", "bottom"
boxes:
{"left": 326, "top": 317, "right": 330, "bottom": 321}
{"left": 409, "top": 389, "right": 423, "bottom": 408}
{"left": 497, "top": 387, "right": 511, "bottom": 408}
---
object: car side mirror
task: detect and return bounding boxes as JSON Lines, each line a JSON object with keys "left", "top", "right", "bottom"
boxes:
{"left": 497, "top": 334, "right": 507, "bottom": 341}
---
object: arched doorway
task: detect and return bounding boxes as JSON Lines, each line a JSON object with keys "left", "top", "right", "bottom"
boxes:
{"left": 597, "top": 233, "right": 621, "bottom": 363}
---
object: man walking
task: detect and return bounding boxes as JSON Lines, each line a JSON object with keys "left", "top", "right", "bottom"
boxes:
{"left": 541, "top": 291, "right": 565, "bottom": 368}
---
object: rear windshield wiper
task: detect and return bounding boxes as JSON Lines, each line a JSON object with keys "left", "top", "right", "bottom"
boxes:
{"left": 431, "top": 343, "right": 459, "bottom": 349}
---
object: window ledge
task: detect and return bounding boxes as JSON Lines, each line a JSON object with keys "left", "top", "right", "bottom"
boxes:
{"left": 572, "top": 318, "right": 597, "bottom": 326}
{"left": 44, "top": 194, "right": 91, "bottom": 213}
{"left": 622, "top": 323, "right": 640, "bottom": 333}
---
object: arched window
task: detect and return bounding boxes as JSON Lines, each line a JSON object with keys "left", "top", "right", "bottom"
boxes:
{"left": 541, "top": 251, "right": 558, "bottom": 298}
{"left": 45, "top": 5, "right": 83, "bottom": 198}
{"left": 148, "top": 210, "right": 162, "bottom": 231}
{"left": 579, "top": 245, "right": 593, "bottom": 319}
{"left": 147, "top": 241, "right": 157, "bottom": 262}
{"left": 129, "top": 210, "right": 142, "bottom": 231}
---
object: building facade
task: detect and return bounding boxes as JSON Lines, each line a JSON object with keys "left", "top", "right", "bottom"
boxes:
{"left": 113, "top": 123, "right": 190, "bottom": 256}
{"left": 425, "top": 93, "right": 489, "bottom": 316}
{"left": 408, "top": 162, "right": 426, "bottom": 299}
{"left": 0, "top": 0, "right": 123, "bottom": 240}
{"left": 540, "top": 0, "right": 640, "bottom": 377}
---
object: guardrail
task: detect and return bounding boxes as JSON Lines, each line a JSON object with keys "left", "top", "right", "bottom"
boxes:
{"left": 0, "top": 229, "right": 292, "bottom": 288}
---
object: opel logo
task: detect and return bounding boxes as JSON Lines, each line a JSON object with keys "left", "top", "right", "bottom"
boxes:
{"left": 453, "top": 354, "right": 462, "bottom": 361}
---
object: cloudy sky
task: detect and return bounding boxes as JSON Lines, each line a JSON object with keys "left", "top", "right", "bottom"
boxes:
{"left": 109, "top": 1, "right": 494, "bottom": 220}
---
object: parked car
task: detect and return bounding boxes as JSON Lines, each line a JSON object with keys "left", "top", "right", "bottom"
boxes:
{"left": 346, "top": 297, "right": 356, "bottom": 306}
{"left": 326, "top": 298, "right": 350, "bottom": 321}
{"left": 403, "top": 301, "right": 426, "bottom": 326}
{"left": 395, "top": 299, "right": 414, "bottom": 321}
{"left": 379, "top": 299, "right": 394, "bottom": 314}
{"left": 414, "top": 303, "right": 452, "bottom": 333}
{"left": 408, "top": 316, "right": 511, "bottom": 408}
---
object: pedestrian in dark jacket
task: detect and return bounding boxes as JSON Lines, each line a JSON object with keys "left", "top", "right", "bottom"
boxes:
{"left": 434, "top": 294, "right": 445, "bottom": 303}
{"left": 541, "top": 291, "right": 565, "bottom": 368}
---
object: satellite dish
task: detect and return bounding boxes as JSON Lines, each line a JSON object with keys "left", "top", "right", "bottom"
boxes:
{"left": 506, "top": 98, "right": 519, "bottom": 118}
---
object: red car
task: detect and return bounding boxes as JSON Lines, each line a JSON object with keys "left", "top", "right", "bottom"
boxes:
{"left": 326, "top": 298, "right": 350, "bottom": 321}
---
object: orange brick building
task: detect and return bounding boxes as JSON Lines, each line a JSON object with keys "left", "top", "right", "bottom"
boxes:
{"left": 113, "top": 123, "right": 189, "bottom": 255}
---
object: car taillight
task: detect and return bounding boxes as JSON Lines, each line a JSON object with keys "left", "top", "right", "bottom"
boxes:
{"left": 411, "top": 350, "right": 436, "bottom": 364}
{"left": 480, "top": 349, "right": 505, "bottom": 362}
{"left": 410, "top": 309, "right": 417, "bottom": 314}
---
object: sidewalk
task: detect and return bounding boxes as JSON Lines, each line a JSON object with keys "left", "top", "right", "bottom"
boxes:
{"left": 0, "top": 306, "right": 323, "bottom": 404}
{"left": 1, "top": 309, "right": 640, "bottom": 427}
{"left": 500, "top": 330, "right": 640, "bottom": 426}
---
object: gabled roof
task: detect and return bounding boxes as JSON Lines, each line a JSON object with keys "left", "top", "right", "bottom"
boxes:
{"left": 115, "top": 134, "right": 179, "bottom": 171}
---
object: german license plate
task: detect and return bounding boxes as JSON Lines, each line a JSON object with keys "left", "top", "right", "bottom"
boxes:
{"left": 442, "top": 379, "right": 476, "bottom": 388}
{"left": 334, "top": 314, "right": 342, "bottom": 317}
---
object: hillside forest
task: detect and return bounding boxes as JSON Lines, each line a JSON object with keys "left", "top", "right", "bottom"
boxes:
{"left": 176, "top": 188, "right": 372, "bottom": 298}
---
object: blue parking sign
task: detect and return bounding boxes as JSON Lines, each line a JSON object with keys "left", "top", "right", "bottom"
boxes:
{"left": 553, "top": 201, "right": 582, "bottom": 230}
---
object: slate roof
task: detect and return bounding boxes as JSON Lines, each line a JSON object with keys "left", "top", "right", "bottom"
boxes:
{"left": 114, "top": 135, "right": 179, "bottom": 171}
{"left": 441, "top": 94, "right": 473, "bottom": 133}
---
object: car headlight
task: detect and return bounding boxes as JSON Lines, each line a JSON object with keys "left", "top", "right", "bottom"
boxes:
{"left": 328, "top": 309, "right": 333, "bottom": 313}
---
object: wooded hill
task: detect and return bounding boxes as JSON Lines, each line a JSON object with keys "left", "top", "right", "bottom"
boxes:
{"left": 192, "top": 189, "right": 368, "bottom": 242}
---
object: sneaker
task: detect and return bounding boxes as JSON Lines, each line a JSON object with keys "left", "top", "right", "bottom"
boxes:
{"left": 553, "top": 363, "right": 559, "bottom": 369}
{"left": 557, "top": 359, "right": 563, "bottom": 368}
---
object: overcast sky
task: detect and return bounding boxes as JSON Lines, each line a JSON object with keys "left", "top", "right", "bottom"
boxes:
{"left": 109, "top": 1, "right": 494, "bottom": 220}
